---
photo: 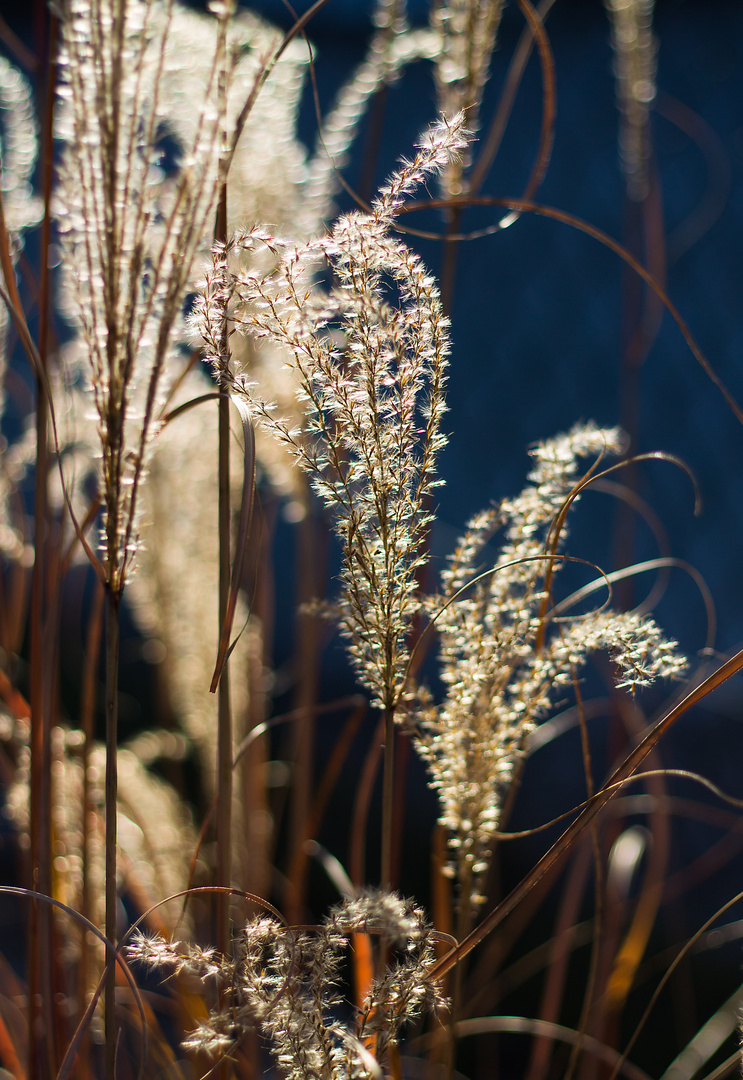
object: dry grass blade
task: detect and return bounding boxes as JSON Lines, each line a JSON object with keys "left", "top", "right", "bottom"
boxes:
{"left": 454, "top": 1016, "right": 653, "bottom": 1080}
{"left": 0, "top": 887, "right": 148, "bottom": 1080}
{"left": 608, "top": 888, "right": 743, "bottom": 1080}
{"left": 468, "top": 0, "right": 558, "bottom": 196}
{"left": 210, "top": 397, "right": 256, "bottom": 692}
{"left": 401, "top": 194, "right": 743, "bottom": 426}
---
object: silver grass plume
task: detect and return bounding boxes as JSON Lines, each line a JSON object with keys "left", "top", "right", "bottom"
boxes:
{"left": 154, "top": 5, "right": 308, "bottom": 239}
{"left": 214, "top": 0, "right": 441, "bottom": 504}
{"left": 127, "top": 889, "right": 445, "bottom": 1077}
{"left": 220, "top": 0, "right": 441, "bottom": 504}
{"left": 301, "top": 0, "right": 441, "bottom": 233}
{"left": 6, "top": 725, "right": 197, "bottom": 996}
{"left": 430, "top": 0, "right": 505, "bottom": 195}
{"left": 193, "top": 113, "right": 470, "bottom": 711}
{"left": 0, "top": 54, "right": 40, "bottom": 247}
{"left": 54, "top": 0, "right": 236, "bottom": 592}
{"left": 415, "top": 423, "right": 686, "bottom": 913}
{"left": 0, "top": 55, "right": 41, "bottom": 561}
{"left": 605, "top": 0, "right": 657, "bottom": 202}
{"left": 0, "top": 51, "right": 41, "bottom": 401}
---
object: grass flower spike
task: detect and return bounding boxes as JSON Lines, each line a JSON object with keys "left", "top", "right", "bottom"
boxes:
{"left": 128, "top": 888, "right": 445, "bottom": 1077}
{"left": 197, "top": 113, "right": 469, "bottom": 711}
{"left": 55, "top": 0, "right": 236, "bottom": 593}
{"left": 415, "top": 423, "right": 687, "bottom": 914}
{"left": 431, "top": 0, "right": 505, "bottom": 194}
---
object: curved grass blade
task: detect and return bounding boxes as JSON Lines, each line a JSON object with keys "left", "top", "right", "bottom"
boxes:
{"left": 210, "top": 396, "right": 255, "bottom": 692}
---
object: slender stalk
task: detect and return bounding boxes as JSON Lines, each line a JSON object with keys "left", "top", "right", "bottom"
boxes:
{"left": 215, "top": 186, "right": 232, "bottom": 962}
{"left": 442, "top": 866, "right": 477, "bottom": 1080}
{"left": 216, "top": 390, "right": 231, "bottom": 873}
{"left": 28, "top": 355, "right": 49, "bottom": 1080}
{"left": 381, "top": 704, "right": 395, "bottom": 888}
{"left": 28, "top": 10, "right": 58, "bottom": 1075}
{"left": 350, "top": 716, "right": 384, "bottom": 889}
{"left": 566, "top": 679, "right": 604, "bottom": 1080}
{"left": 239, "top": 516, "right": 270, "bottom": 902}
{"left": 214, "top": 369, "right": 232, "bottom": 1080}
{"left": 104, "top": 585, "right": 120, "bottom": 1080}
{"left": 288, "top": 497, "right": 319, "bottom": 920}
{"left": 525, "top": 839, "right": 593, "bottom": 1080}
{"left": 80, "top": 581, "right": 104, "bottom": 1080}
{"left": 439, "top": 210, "right": 462, "bottom": 316}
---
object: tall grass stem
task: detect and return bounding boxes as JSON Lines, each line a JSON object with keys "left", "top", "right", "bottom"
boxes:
{"left": 104, "top": 585, "right": 120, "bottom": 1080}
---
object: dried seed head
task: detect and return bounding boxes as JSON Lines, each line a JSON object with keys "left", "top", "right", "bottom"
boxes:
{"left": 199, "top": 115, "right": 469, "bottom": 710}
{"left": 415, "top": 424, "right": 686, "bottom": 913}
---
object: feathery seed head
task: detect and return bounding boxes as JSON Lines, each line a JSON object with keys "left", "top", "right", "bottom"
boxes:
{"left": 128, "top": 889, "right": 445, "bottom": 1076}
{"left": 55, "top": 0, "right": 238, "bottom": 592}
{"left": 416, "top": 423, "right": 686, "bottom": 913}
{"left": 202, "top": 116, "right": 469, "bottom": 709}
{"left": 430, "top": 0, "right": 506, "bottom": 193}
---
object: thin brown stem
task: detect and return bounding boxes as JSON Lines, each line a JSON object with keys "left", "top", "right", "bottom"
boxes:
{"left": 80, "top": 580, "right": 104, "bottom": 1080}
{"left": 28, "top": 11, "right": 58, "bottom": 1074}
{"left": 28, "top": 319, "right": 50, "bottom": 1080}
{"left": 288, "top": 494, "right": 319, "bottom": 921}
{"left": 28, "top": 389, "right": 49, "bottom": 1080}
{"left": 525, "top": 839, "right": 593, "bottom": 1080}
{"left": 381, "top": 704, "right": 396, "bottom": 888}
{"left": 104, "top": 584, "right": 120, "bottom": 1080}
{"left": 216, "top": 388, "right": 232, "bottom": 922}
{"left": 214, "top": 183, "right": 232, "bottom": 990}
{"left": 350, "top": 717, "right": 384, "bottom": 890}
